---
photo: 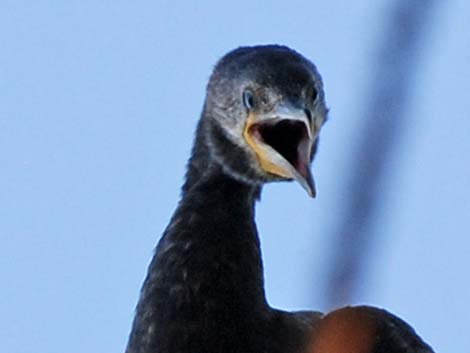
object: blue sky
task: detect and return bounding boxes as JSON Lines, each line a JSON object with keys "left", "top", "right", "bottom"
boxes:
{"left": 1, "top": 1, "right": 469, "bottom": 352}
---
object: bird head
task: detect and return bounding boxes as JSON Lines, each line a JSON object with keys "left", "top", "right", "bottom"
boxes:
{"left": 203, "top": 45, "right": 328, "bottom": 197}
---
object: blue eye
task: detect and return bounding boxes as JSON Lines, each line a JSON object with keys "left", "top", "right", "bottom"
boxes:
{"left": 243, "top": 90, "right": 255, "bottom": 109}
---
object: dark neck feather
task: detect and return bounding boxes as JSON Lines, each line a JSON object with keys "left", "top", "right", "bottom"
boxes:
{"left": 126, "top": 116, "right": 268, "bottom": 353}
{"left": 181, "top": 117, "right": 210, "bottom": 195}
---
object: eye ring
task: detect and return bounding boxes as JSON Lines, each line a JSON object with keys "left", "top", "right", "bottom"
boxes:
{"left": 243, "top": 90, "right": 255, "bottom": 110}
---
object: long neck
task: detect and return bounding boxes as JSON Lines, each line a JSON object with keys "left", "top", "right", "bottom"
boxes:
{"left": 126, "top": 121, "right": 268, "bottom": 353}
{"left": 173, "top": 161, "right": 267, "bottom": 310}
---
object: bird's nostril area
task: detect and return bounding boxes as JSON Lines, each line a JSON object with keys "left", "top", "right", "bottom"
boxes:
{"left": 304, "top": 108, "right": 313, "bottom": 124}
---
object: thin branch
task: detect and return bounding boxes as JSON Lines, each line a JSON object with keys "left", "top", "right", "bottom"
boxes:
{"left": 324, "top": 0, "right": 438, "bottom": 308}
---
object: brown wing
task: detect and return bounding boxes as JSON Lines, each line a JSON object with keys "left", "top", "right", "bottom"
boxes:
{"left": 306, "top": 306, "right": 434, "bottom": 353}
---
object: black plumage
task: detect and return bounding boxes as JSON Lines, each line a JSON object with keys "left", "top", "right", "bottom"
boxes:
{"left": 125, "top": 45, "right": 434, "bottom": 353}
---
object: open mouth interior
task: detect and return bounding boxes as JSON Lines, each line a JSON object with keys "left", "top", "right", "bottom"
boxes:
{"left": 250, "top": 119, "right": 308, "bottom": 171}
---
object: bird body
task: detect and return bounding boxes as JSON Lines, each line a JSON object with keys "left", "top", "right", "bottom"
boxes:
{"left": 126, "top": 101, "right": 320, "bottom": 353}
{"left": 125, "top": 45, "right": 434, "bottom": 353}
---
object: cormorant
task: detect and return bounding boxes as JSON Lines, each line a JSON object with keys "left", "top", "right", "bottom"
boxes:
{"left": 125, "top": 45, "right": 434, "bottom": 353}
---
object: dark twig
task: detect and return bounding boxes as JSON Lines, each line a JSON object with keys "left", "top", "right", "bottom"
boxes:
{"left": 324, "top": 0, "right": 438, "bottom": 308}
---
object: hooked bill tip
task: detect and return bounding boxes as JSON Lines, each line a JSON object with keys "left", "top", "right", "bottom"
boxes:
{"left": 307, "top": 175, "right": 317, "bottom": 198}
{"left": 297, "top": 167, "right": 316, "bottom": 198}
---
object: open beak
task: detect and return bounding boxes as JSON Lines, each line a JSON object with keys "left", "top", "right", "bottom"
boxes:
{"left": 243, "top": 105, "right": 317, "bottom": 197}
